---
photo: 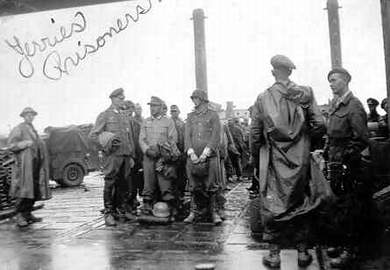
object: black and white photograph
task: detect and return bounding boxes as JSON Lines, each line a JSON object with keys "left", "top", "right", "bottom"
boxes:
{"left": 0, "top": 0, "right": 389, "bottom": 269}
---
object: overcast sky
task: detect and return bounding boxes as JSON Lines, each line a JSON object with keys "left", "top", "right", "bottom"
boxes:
{"left": 0, "top": 0, "right": 386, "bottom": 134}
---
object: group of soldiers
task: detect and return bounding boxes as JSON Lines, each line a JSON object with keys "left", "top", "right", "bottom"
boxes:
{"left": 6, "top": 53, "right": 383, "bottom": 269}
{"left": 88, "top": 88, "right": 238, "bottom": 227}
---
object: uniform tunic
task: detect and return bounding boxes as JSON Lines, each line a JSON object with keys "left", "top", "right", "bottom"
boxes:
{"left": 139, "top": 115, "right": 177, "bottom": 202}
{"left": 185, "top": 104, "right": 221, "bottom": 193}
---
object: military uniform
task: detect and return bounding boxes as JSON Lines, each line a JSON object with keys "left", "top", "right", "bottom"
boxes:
{"left": 184, "top": 90, "right": 222, "bottom": 224}
{"left": 89, "top": 89, "right": 135, "bottom": 221}
{"left": 139, "top": 97, "right": 178, "bottom": 209}
{"left": 324, "top": 68, "right": 375, "bottom": 268}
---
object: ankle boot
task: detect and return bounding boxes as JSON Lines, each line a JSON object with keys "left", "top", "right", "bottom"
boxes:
{"left": 297, "top": 243, "right": 313, "bottom": 267}
{"left": 330, "top": 248, "right": 354, "bottom": 268}
{"left": 16, "top": 213, "right": 29, "bottom": 227}
{"left": 26, "top": 212, "right": 43, "bottom": 223}
{"left": 262, "top": 245, "right": 281, "bottom": 268}
{"left": 184, "top": 196, "right": 198, "bottom": 223}
{"left": 209, "top": 194, "right": 222, "bottom": 225}
{"left": 142, "top": 200, "right": 153, "bottom": 215}
{"left": 104, "top": 212, "right": 117, "bottom": 226}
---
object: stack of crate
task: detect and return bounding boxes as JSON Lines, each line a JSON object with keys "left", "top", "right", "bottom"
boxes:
{"left": 0, "top": 150, "right": 16, "bottom": 211}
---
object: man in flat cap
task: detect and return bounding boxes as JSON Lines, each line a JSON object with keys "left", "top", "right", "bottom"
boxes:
{"left": 89, "top": 88, "right": 136, "bottom": 226}
{"left": 139, "top": 96, "right": 178, "bottom": 218}
{"left": 170, "top": 105, "right": 186, "bottom": 201}
{"left": 367, "top": 98, "right": 380, "bottom": 122}
{"left": 184, "top": 89, "right": 223, "bottom": 225}
{"left": 323, "top": 68, "right": 373, "bottom": 268}
{"left": 251, "top": 55, "right": 325, "bottom": 268}
{"left": 7, "top": 107, "right": 51, "bottom": 227}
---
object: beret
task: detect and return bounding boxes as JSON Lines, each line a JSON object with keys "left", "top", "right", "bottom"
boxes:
{"left": 270, "top": 55, "right": 296, "bottom": 70}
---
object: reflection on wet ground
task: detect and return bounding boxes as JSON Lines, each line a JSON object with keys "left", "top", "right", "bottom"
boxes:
{"left": 0, "top": 173, "right": 321, "bottom": 270}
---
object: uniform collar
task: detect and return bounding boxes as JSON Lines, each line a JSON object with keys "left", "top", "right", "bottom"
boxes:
{"left": 194, "top": 103, "right": 208, "bottom": 115}
{"left": 109, "top": 104, "right": 120, "bottom": 114}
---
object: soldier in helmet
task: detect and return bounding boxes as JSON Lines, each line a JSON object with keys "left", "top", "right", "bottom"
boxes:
{"left": 89, "top": 88, "right": 136, "bottom": 226}
{"left": 7, "top": 107, "right": 51, "bottom": 227}
{"left": 184, "top": 89, "right": 223, "bottom": 225}
{"left": 139, "top": 96, "right": 178, "bottom": 218}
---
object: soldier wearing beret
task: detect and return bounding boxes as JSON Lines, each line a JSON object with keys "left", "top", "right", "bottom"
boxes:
{"left": 251, "top": 55, "right": 325, "bottom": 268}
{"left": 367, "top": 98, "right": 380, "bottom": 122}
{"left": 139, "top": 96, "right": 178, "bottom": 218}
{"left": 89, "top": 88, "right": 136, "bottom": 226}
{"left": 184, "top": 89, "right": 223, "bottom": 225}
{"left": 323, "top": 67, "right": 373, "bottom": 268}
{"left": 7, "top": 107, "right": 51, "bottom": 227}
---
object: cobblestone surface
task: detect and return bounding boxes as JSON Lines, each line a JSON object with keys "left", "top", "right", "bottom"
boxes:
{"left": 0, "top": 172, "right": 321, "bottom": 270}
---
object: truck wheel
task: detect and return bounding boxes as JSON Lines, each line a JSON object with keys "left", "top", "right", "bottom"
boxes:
{"left": 61, "top": 163, "right": 84, "bottom": 186}
{"left": 249, "top": 197, "right": 263, "bottom": 233}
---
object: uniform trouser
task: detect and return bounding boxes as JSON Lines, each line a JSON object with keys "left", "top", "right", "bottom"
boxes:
{"left": 130, "top": 161, "right": 144, "bottom": 199}
{"left": 103, "top": 155, "right": 132, "bottom": 212}
{"left": 187, "top": 157, "right": 220, "bottom": 213}
{"left": 142, "top": 156, "right": 175, "bottom": 202}
{"left": 229, "top": 153, "right": 242, "bottom": 177}
{"left": 176, "top": 158, "right": 187, "bottom": 197}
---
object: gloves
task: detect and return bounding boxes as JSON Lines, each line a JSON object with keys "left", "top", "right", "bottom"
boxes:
{"left": 198, "top": 147, "right": 211, "bottom": 163}
{"left": 146, "top": 146, "right": 159, "bottom": 159}
{"left": 187, "top": 148, "right": 199, "bottom": 163}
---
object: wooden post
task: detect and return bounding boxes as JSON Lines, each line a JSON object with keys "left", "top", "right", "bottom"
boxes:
{"left": 381, "top": 0, "right": 390, "bottom": 133}
{"left": 192, "top": 9, "right": 208, "bottom": 93}
{"left": 326, "top": 0, "right": 343, "bottom": 68}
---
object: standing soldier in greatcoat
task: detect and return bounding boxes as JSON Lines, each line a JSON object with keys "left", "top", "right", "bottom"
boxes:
{"left": 89, "top": 88, "right": 135, "bottom": 226}
{"left": 8, "top": 107, "right": 51, "bottom": 227}
{"left": 139, "top": 96, "right": 178, "bottom": 218}
{"left": 184, "top": 89, "right": 222, "bottom": 225}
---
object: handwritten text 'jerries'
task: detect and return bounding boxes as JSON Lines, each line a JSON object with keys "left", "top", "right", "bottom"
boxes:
{"left": 4, "top": 0, "right": 152, "bottom": 80}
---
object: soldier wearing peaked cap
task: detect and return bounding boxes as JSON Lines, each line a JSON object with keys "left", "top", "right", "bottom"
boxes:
{"left": 8, "top": 107, "right": 51, "bottom": 228}
{"left": 251, "top": 55, "right": 325, "bottom": 268}
{"left": 139, "top": 96, "right": 178, "bottom": 219}
{"left": 89, "top": 88, "right": 136, "bottom": 226}
{"left": 367, "top": 98, "right": 380, "bottom": 122}
{"left": 184, "top": 89, "right": 223, "bottom": 225}
{"left": 170, "top": 104, "right": 186, "bottom": 201}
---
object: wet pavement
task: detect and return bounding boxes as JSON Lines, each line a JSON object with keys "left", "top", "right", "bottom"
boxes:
{"left": 0, "top": 172, "right": 322, "bottom": 270}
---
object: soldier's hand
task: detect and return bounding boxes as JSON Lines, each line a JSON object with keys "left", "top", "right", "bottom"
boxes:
{"left": 198, "top": 153, "right": 207, "bottom": 163}
{"left": 129, "top": 157, "right": 135, "bottom": 169}
{"left": 190, "top": 152, "right": 199, "bottom": 163}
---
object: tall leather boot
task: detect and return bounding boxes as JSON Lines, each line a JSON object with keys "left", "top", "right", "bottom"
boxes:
{"left": 209, "top": 193, "right": 222, "bottom": 225}
{"left": 184, "top": 195, "right": 198, "bottom": 223}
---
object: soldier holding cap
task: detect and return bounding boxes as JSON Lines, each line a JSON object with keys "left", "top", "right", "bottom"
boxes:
{"left": 367, "top": 97, "right": 380, "bottom": 122}
{"left": 89, "top": 88, "right": 136, "bottom": 226}
{"left": 323, "top": 67, "right": 373, "bottom": 268}
{"left": 184, "top": 89, "right": 223, "bottom": 225}
{"left": 7, "top": 107, "right": 51, "bottom": 227}
{"left": 251, "top": 55, "right": 325, "bottom": 268}
{"left": 139, "top": 96, "right": 178, "bottom": 217}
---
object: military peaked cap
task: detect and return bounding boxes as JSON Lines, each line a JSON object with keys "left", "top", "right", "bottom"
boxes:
{"left": 20, "top": 107, "right": 37, "bottom": 117}
{"left": 190, "top": 89, "right": 208, "bottom": 102}
{"left": 147, "top": 96, "right": 164, "bottom": 106}
{"left": 367, "top": 98, "right": 379, "bottom": 106}
{"left": 109, "top": 88, "right": 124, "bottom": 98}
{"left": 170, "top": 105, "right": 180, "bottom": 112}
{"left": 270, "top": 55, "right": 296, "bottom": 70}
{"left": 327, "top": 67, "right": 351, "bottom": 83}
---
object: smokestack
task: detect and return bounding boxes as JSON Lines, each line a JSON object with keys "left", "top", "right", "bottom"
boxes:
{"left": 326, "top": 0, "right": 342, "bottom": 68}
{"left": 192, "top": 9, "right": 208, "bottom": 93}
